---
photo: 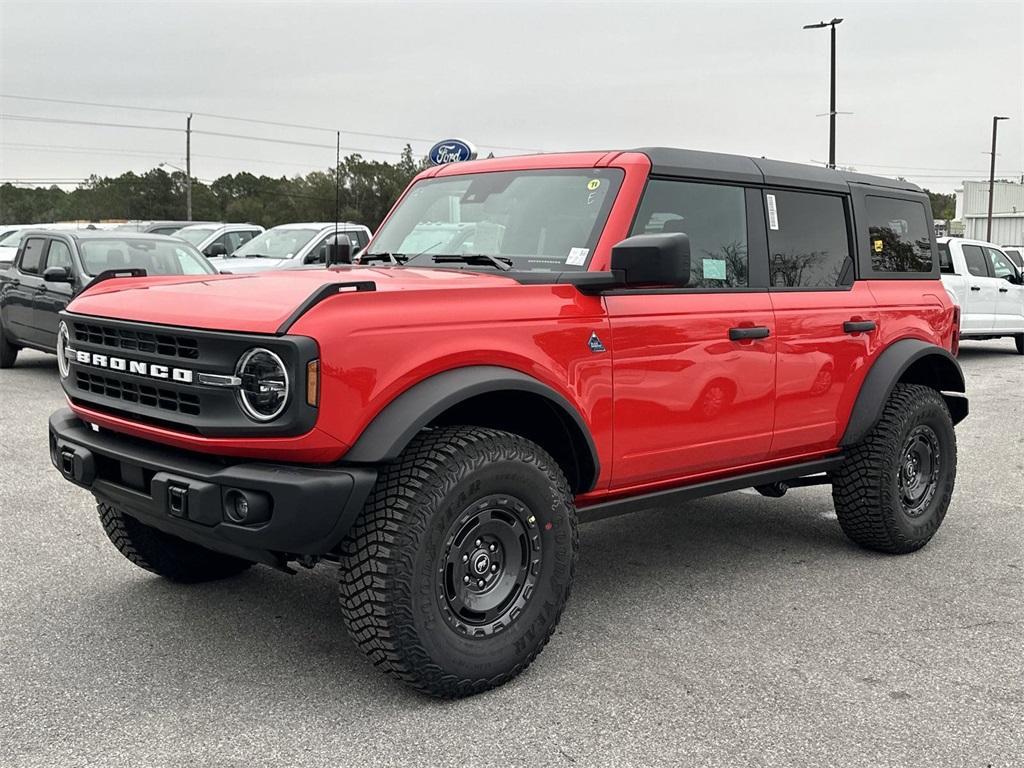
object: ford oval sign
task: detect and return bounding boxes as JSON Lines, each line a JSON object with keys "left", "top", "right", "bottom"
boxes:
{"left": 428, "top": 139, "right": 478, "bottom": 166}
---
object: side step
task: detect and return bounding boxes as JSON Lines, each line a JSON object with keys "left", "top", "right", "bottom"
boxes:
{"left": 577, "top": 455, "right": 845, "bottom": 524}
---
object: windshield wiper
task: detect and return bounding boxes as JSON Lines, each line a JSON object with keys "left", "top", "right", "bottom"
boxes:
{"left": 429, "top": 253, "right": 514, "bottom": 271}
{"left": 360, "top": 252, "right": 408, "bottom": 265}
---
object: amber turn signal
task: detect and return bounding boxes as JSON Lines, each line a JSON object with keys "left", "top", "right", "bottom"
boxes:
{"left": 306, "top": 360, "right": 320, "bottom": 407}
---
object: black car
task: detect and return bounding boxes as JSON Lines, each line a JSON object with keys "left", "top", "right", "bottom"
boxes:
{"left": 0, "top": 230, "right": 216, "bottom": 367}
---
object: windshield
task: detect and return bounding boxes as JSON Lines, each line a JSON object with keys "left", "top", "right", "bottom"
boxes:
{"left": 230, "top": 228, "right": 320, "bottom": 259}
{"left": 175, "top": 227, "right": 216, "bottom": 246}
{"left": 0, "top": 229, "right": 23, "bottom": 244}
{"left": 79, "top": 238, "right": 216, "bottom": 277}
{"left": 368, "top": 169, "right": 624, "bottom": 271}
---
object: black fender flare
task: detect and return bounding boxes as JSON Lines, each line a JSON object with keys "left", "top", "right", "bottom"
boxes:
{"left": 343, "top": 365, "right": 600, "bottom": 490}
{"left": 840, "top": 339, "right": 968, "bottom": 447}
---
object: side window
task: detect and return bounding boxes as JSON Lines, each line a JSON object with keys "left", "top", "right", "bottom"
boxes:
{"left": 630, "top": 180, "right": 748, "bottom": 288}
{"left": 765, "top": 190, "right": 851, "bottom": 288}
{"left": 938, "top": 243, "right": 955, "bottom": 274}
{"left": 348, "top": 230, "right": 368, "bottom": 248}
{"left": 19, "top": 238, "right": 46, "bottom": 274}
{"left": 985, "top": 247, "right": 1018, "bottom": 280}
{"left": 175, "top": 247, "right": 209, "bottom": 275}
{"left": 45, "top": 240, "right": 73, "bottom": 271}
{"left": 961, "top": 245, "right": 989, "bottom": 277}
{"left": 865, "top": 196, "right": 933, "bottom": 273}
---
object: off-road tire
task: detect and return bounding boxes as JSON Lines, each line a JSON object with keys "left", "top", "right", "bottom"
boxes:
{"left": 831, "top": 384, "right": 956, "bottom": 554}
{"left": 338, "top": 426, "right": 578, "bottom": 698}
{"left": 0, "top": 318, "right": 18, "bottom": 368}
{"left": 98, "top": 502, "right": 254, "bottom": 582}
{"left": 1015, "top": 333, "right": 1023, "bottom": 355}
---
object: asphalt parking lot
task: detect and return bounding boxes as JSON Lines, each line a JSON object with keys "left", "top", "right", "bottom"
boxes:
{"left": 1, "top": 342, "right": 1021, "bottom": 768}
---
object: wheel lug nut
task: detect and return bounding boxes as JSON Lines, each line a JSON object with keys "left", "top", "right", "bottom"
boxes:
{"left": 475, "top": 539, "right": 481, "bottom": 547}
{"left": 491, "top": 564, "right": 498, "bottom": 572}
{"left": 489, "top": 544, "right": 496, "bottom": 552}
{"left": 462, "top": 554, "right": 468, "bottom": 563}
{"left": 463, "top": 575, "right": 470, "bottom": 584}
{"left": 477, "top": 579, "right": 485, "bottom": 587}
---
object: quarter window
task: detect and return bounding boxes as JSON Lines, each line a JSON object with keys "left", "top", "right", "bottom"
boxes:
{"left": 866, "top": 197, "right": 933, "bottom": 273}
{"left": 19, "top": 238, "right": 45, "bottom": 274}
{"left": 631, "top": 180, "right": 748, "bottom": 288}
{"left": 938, "top": 243, "right": 955, "bottom": 274}
{"left": 961, "top": 244, "right": 989, "bottom": 277}
{"left": 765, "top": 191, "right": 851, "bottom": 288}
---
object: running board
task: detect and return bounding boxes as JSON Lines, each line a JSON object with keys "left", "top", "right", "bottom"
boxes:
{"left": 577, "top": 455, "right": 845, "bottom": 524}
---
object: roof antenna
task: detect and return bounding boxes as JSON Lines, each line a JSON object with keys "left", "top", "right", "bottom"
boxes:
{"left": 334, "top": 130, "right": 340, "bottom": 246}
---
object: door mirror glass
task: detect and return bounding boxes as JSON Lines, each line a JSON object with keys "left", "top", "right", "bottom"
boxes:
{"left": 326, "top": 234, "right": 353, "bottom": 267}
{"left": 610, "top": 233, "right": 691, "bottom": 288}
{"left": 205, "top": 242, "right": 228, "bottom": 258}
{"left": 43, "top": 265, "right": 72, "bottom": 283}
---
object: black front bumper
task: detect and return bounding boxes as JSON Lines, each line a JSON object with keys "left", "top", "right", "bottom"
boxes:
{"left": 48, "top": 408, "right": 377, "bottom": 567}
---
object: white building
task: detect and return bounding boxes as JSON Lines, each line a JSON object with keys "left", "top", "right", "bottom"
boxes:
{"left": 955, "top": 180, "right": 1024, "bottom": 245}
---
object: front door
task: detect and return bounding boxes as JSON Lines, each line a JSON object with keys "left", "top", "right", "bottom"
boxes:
{"left": 607, "top": 179, "right": 776, "bottom": 489}
{"left": 33, "top": 237, "right": 76, "bottom": 349}
{"left": 983, "top": 246, "right": 1024, "bottom": 332}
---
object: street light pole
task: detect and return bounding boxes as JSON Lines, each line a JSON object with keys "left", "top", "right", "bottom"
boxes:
{"left": 987, "top": 115, "right": 1009, "bottom": 243}
{"left": 185, "top": 113, "right": 192, "bottom": 222}
{"left": 804, "top": 18, "right": 843, "bottom": 169}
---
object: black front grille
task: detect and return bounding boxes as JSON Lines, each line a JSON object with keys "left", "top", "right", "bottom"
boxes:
{"left": 72, "top": 321, "right": 199, "bottom": 360}
{"left": 76, "top": 371, "right": 201, "bottom": 416}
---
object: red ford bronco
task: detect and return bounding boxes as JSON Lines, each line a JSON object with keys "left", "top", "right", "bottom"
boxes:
{"left": 48, "top": 148, "right": 967, "bottom": 697}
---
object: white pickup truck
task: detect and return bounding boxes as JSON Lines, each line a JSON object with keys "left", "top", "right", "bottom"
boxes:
{"left": 938, "top": 236, "right": 1024, "bottom": 354}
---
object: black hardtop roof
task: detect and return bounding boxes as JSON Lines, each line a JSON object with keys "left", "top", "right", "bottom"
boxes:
{"left": 633, "top": 147, "right": 922, "bottom": 194}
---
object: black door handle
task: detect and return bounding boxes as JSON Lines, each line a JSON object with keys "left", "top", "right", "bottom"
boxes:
{"left": 970, "top": 286, "right": 981, "bottom": 291}
{"left": 999, "top": 287, "right": 1009, "bottom": 293}
{"left": 729, "top": 326, "right": 770, "bottom": 341}
{"left": 843, "top": 320, "right": 876, "bottom": 333}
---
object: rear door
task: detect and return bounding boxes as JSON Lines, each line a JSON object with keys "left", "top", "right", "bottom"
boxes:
{"left": 984, "top": 246, "right": 1024, "bottom": 331}
{"left": 960, "top": 243, "right": 998, "bottom": 333}
{"left": 606, "top": 179, "right": 776, "bottom": 488}
{"left": 3, "top": 237, "right": 48, "bottom": 346}
{"left": 766, "top": 189, "right": 876, "bottom": 457}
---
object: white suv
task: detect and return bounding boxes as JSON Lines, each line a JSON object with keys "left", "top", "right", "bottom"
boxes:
{"left": 939, "top": 236, "right": 1024, "bottom": 354}
{"left": 174, "top": 223, "right": 265, "bottom": 258}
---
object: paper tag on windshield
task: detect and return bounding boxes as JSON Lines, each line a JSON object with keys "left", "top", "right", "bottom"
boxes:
{"left": 766, "top": 194, "right": 779, "bottom": 230}
{"left": 566, "top": 247, "right": 589, "bottom": 266}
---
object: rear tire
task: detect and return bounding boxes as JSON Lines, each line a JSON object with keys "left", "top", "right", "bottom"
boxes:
{"left": 338, "top": 426, "right": 578, "bottom": 698}
{"left": 831, "top": 384, "right": 956, "bottom": 554}
{"left": 98, "top": 502, "right": 254, "bottom": 582}
{"left": 0, "top": 318, "right": 18, "bottom": 368}
{"left": 1015, "top": 333, "right": 1023, "bottom": 355}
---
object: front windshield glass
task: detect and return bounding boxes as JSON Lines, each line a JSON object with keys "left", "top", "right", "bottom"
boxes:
{"left": 175, "top": 227, "right": 216, "bottom": 246}
{"left": 79, "top": 238, "right": 216, "bottom": 276}
{"left": 231, "top": 228, "right": 320, "bottom": 259}
{"left": 368, "top": 169, "right": 624, "bottom": 271}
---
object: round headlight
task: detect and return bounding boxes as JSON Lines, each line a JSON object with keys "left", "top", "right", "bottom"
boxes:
{"left": 57, "top": 322, "right": 71, "bottom": 379}
{"left": 236, "top": 348, "right": 289, "bottom": 421}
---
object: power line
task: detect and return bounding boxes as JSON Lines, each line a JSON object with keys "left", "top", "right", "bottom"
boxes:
{"left": 0, "top": 113, "right": 182, "bottom": 133}
{"left": 0, "top": 141, "right": 340, "bottom": 169}
{"left": 0, "top": 93, "right": 541, "bottom": 152}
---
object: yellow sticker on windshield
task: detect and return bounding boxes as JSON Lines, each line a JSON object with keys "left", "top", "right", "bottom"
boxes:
{"left": 587, "top": 179, "right": 601, "bottom": 191}
{"left": 873, "top": 238, "right": 884, "bottom": 253}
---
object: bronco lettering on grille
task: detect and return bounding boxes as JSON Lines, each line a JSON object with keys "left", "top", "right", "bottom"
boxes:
{"left": 73, "top": 350, "right": 194, "bottom": 383}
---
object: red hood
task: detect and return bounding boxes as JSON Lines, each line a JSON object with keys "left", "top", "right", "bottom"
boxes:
{"left": 67, "top": 267, "right": 519, "bottom": 334}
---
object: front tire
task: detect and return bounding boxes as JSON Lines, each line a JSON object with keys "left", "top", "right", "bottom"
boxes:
{"left": 831, "top": 384, "right": 956, "bottom": 554}
{"left": 1015, "top": 333, "right": 1023, "bottom": 355}
{"left": 98, "top": 502, "right": 254, "bottom": 582}
{"left": 338, "top": 426, "right": 578, "bottom": 698}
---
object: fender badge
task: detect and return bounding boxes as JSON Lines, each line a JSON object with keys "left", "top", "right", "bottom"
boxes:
{"left": 588, "top": 331, "right": 606, "bottom": 353}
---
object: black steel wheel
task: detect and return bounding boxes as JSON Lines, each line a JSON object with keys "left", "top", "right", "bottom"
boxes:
{"left": 832, "top": 383, "right": 957, "bottom": 554}
{"left": 338, "top": 426, "right": 578, "bottom": 698}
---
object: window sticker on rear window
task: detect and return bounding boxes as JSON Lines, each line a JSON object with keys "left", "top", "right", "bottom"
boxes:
{"left": 766, "top": 194, "right": 779, "bottom": 230}
{"left": 566, "top": 247, "right": 589, "bottom": 266}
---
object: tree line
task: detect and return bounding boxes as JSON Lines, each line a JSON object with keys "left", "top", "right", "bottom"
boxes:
{"left": 0, "top": 145, "right": 426, "bottom": 230}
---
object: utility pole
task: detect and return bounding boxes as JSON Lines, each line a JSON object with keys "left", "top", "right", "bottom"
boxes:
{"left": 987, "top": 115, "right": 1009, "bottom": 243}
{"left": 186, "top": 113, "right": 193, "bottom": 221}
{"left": 804, "top": 18, "right": 843, "bottom": 168}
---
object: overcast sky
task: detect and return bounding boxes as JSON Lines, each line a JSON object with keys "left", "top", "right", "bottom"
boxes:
{"left": 1, "top": 0, "right": 1021, "bottom": 193}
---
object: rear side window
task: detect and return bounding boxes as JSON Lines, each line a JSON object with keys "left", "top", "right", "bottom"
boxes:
{"left": 866, "top": 197, "right": 933, "bottom": 273}
{"left": 630, "top": 180, "right": 748, "bottom": 288}
{"left": 765, "top": 190, "right": 851, "bottom": 288}
{"left": 961, "top": 244, "right": 989, "bottom": 277}
{"left": 19, "top": 238, "right": 45, "bottom": 274}
{"left": 938, "top": 243, "right": 955, "bottom": 274}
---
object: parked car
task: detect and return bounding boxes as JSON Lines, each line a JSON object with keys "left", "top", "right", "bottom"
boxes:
{"left": 0, "top": 227, "right": 27, "bottom": 264}
{"left": 173, "top": 223, "right": 265, "bottom": 258}
{"left": 115, "top": 221, "right": 209, "bottom": 236}
{"left": 48, "top": 148, "right": 966, "bottom": 698}
{"left": 938, "top": 236, "right": 1024, "bottom": 353}
{"left": 1001, "top": 246, "right": 1023, "bottom": 271}
{"left": 206, "top": 222, "right": 371, "bottom": 273}
{"left": 0, "top": 231, "right": 216, "bottom": 366}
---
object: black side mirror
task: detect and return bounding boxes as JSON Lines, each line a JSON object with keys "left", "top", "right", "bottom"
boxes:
{"left": 205, "top": 243, "right": 228, "bottom": 258}
{"left": 326, "top": 234, "right": 353, "bottom": 267}
{"left": 610, "top": 232, "right": 692, "bottom": 288}
{"left": 43, "top": 266, "right": 72, "bottom": 283}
